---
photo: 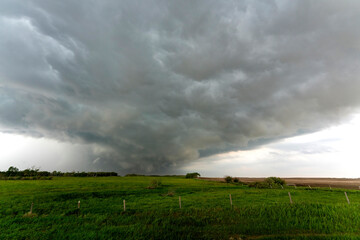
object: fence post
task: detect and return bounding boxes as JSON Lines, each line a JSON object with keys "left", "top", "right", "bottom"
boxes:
{"left": 229, "top": 194, "right": 233, "bottom": 209}
{"left": 288, "top": 192, "right": 293, "bottom": 204}
{"left": 78, "top": 200, "right": 80, "bottom": 209}
{"left": 30, "top": 202, "right": 33, "bottom": 214}
{"left": 179, "top": 196, "right": 181, "bottom": 209}
{"left": 123, "top": 199, "right": 126, "bottom": 211}
{"left": 344, "top": 192, "right": 350, "bottom": 204}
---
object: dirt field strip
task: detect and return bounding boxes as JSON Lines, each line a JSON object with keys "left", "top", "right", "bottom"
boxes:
{"left": 200, "top": 177, "right": 360, "bottom": 190}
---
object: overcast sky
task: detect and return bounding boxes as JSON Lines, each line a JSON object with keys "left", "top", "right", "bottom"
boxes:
{"left": 0, "top": 1, "right": 360, "bottom": 176}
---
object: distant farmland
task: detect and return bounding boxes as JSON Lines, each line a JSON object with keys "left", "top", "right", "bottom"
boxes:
{"left": 202, "top": 177, "right": 360, "bottom": 190}
{"left": 1, "top": 176, "right": 360, "bottom": 239}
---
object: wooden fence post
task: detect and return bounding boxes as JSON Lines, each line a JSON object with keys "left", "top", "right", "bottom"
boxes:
{"left": 344, "top": 192, "right": 350, "bottom": 204}
{"left": 78, "top": 201, "right": 80, "bottom": 209}
{"left": 288, "top": 192, "right": 293, "bottom": 204}
{"left": 123, "top": 199, "right": 126, "bottom": 211}
{"left": 30, "top": 202, "right": 33, "bottom": 214}
{"left": 179, "top": 196, "right": 181, "bottom": 209}
{"left": 229, "top": 194, "right": 233, "bottom": 209}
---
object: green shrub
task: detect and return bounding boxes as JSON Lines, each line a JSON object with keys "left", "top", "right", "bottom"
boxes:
{"left": 225, "top": 176, "right": 233, "bottom": 183}
{"left": 249, "top": 177, "right": 286, "bottom": 188}
{"left": 265, "top": 177, "right": 285, "bottom": 188}
{"left": 233, "top": 178, "right": 239, "bottom": 183}
{"left": 267, "top": 176, "right": 285, "bottom": 185}
{"left": 185, "top": 172, "right": 201, "bottom": 178}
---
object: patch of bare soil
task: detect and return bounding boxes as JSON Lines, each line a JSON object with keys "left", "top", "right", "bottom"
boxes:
{"left": 200, "top": 177, "right": 360, "bottom": 190}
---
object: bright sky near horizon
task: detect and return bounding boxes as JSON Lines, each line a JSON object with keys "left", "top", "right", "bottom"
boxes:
{"left": 1, "top": 1, "right": 360, "bottom": 175}
{"left": 1, "top": 113, "right": 360, "bottom": 177}
{"left": 182, "top": 113, "right": 360, "bottom": 177}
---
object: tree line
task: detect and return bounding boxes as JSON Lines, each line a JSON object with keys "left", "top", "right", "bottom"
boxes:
{"left": 0, "top": 166, "right": 117, "bottom": 180}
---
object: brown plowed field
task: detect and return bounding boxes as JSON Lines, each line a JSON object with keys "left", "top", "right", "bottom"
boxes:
{"left": 200, "top": 177, "right": 360, "bottom": 190}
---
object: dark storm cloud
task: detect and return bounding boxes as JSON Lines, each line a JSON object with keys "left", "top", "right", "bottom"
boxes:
{"left": 1, "top": 0, "right": 360, "bottom": 173}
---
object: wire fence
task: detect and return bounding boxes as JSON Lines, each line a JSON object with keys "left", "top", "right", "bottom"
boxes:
{"left": 22, "top": 185, "right": 359, "bottom": 215}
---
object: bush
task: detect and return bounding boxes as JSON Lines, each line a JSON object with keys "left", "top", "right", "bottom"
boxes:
{"left": 185, "top": 172, "right": 201, "bottom": 178}
{"left": 248, "top": 177, "right": 286, "bottom": 189}
{"left": 267, "top": 176, "right": 285, "bottom": 185}
{"left": 265, "top": 177, "right": 285, "bottom": 188}
{"left": 225, "top": 176, "right": 233, "bottom": 183}
{"left": 233, "top": 178, "right": 239, "bottom": 183}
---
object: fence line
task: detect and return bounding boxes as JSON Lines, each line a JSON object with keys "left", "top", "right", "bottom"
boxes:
{"left": 24, "top": 186, "right": 359, "bottom": 214}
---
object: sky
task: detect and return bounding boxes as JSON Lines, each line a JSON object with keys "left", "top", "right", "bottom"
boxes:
{"left": 0, "top": 1, "right": 360, "bottom": 176}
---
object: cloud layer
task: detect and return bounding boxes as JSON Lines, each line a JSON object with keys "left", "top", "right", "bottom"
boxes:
{"left": 1, "top": 0, "right": 360, "bottom": 173}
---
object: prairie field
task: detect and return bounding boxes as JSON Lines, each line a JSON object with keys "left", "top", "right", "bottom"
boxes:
{"left": 1, "top": 176, "right": 360, "bottom": 239}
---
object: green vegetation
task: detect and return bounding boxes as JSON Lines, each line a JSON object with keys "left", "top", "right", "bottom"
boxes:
{"left": 225, "top": 176, "right": 233, "bottom": 183}
{"left": 0, "top": 176, "right": 360, "bottom": 239}
{"left": 0, "top": 166, "right": 117, "bottom": 180}
{"left": 185, "top": 172, "right": 201, "bottom": 178}
{"left": 249, "top": 177, "right": 286, "bottom": 189}
{"left": 225, "top": 176, "right": 242, "bottom": 184}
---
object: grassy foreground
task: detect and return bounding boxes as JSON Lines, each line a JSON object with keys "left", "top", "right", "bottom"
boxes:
{"left": 1, "top": 176, "right": 360, "bottom": 239}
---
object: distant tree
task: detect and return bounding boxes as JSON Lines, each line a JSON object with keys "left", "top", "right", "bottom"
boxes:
{"left": 185, "top": 172, "right": 201, "bottom": 178}
{"left": 52, "top": 171, "right": 63, "bottom": 176}
{"left": 6, "top": 166, "right": 19, "bottom": 177}
{"left": 7, "top": 166, "right": 19, "bottom": 172}
{"left": 225, "top": 176, "right": 233, "bottom": 183}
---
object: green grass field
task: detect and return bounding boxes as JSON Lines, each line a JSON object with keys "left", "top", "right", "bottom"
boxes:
{"left": 1, "top": 176, "right": 360, "bottom": 239}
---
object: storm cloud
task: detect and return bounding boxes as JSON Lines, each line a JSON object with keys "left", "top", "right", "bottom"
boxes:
{"left": 1, "top": 0, "right": 360, "bottom": 173}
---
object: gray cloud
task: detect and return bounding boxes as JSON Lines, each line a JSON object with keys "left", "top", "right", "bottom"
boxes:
{"left": 1, "top": 0, "right": 360, "bottom": 173}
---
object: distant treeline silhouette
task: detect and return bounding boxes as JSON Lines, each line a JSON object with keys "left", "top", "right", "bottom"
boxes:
{"left": 0, "top": 166, "right": 117, "bottom": 180}
{"left": 124, "top": 173, "right": 183, "bottom": 177}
